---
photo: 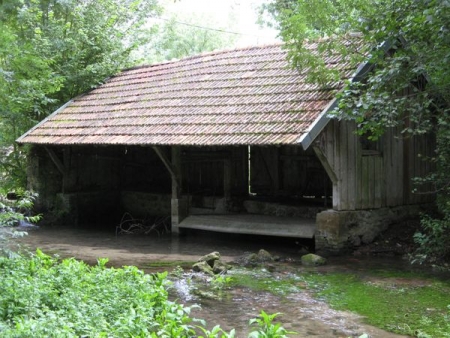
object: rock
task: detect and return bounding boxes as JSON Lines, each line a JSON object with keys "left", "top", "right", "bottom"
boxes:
{"left": 192, "top": 261, "right": 214, "bottom": 276}
{"left": 301, "top": 253, "right": 327, "bottom": 266}
{"left": 257, "top": 249, "right": 274, "bottom": 262}
{"left": 16, "top": 220, "right": 40, "bottom": 232}
{"left": 246, "top": 253, "right": 258, "bottom": 264}
{"left": 198, "top": 251, "right": 221, "bottom": 267}
{"left": 235, "top": 250, "right": 276, "bottom": 267}
{"left": 212, "top": 260, "right": 229, "bottom": 274}
{"left": 266, "top": 264, "right": 276, "bottom": 272}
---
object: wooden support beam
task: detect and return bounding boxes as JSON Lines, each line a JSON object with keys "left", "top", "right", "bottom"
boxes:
{"left": 171, "top": 146, "right": 182, "bottom": 198}
{"left": 312, "top": 145, "right": 338, "bottom": 184}
{"left": 152, "top": 146, "right": 179, "bottom": 189}
{"left": 44, "top": 146, "right": 66, "bottom": 175}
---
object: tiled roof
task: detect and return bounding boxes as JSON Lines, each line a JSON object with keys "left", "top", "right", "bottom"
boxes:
{"left": 17, "top": 42, "right": 356, "bottom": 146}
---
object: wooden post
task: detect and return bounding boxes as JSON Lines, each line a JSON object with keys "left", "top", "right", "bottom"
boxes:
{"left": 170, "top": 146, "right": 187, "bottom": 233}
{"left": 152, "top": 146, "right": 179, "bottom": 191}
{"left": 152, "top": 146, "right": 187, "bottom": 233}
{"left": 171, "top": 146, "right": 181, "bottom": 199}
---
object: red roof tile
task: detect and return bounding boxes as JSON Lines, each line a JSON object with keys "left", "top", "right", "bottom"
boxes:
{"left": 17, "top": 43, "right": 356, "bottom": 146}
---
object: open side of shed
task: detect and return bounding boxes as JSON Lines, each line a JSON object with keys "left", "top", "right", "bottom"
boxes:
{"left": 28, "top": 143, "right": 329, "bottom": 239}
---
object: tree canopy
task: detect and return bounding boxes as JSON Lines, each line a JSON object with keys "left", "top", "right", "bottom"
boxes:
{"left": 145, "top": 11, "right": 237, "bottom": 62}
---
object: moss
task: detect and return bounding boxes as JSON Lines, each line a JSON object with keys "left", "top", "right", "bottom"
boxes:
{"left": 229, "top": 266, "right": 450, "bottom": 337}
{"left": 300, "top": 253, "right": 327, "bottom": 266}
{"left": 301, "top": 271, "right": 450, "bottom": 337}
{"left": 230, "top": 268, "right": 304, "bottom": 296}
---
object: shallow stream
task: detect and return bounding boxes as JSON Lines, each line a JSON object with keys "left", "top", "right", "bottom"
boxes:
{"left": 16, "top": 226, "right": 427, "bottom": 337}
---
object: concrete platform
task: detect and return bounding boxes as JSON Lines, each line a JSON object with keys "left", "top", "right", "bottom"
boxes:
{"left": 178, "top": 214, "right": 316, "bottom": 238}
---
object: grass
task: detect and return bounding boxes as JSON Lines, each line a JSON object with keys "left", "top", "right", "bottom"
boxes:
{"left": 301, "top": 272, "right": 450, "bottom": 337}
{"left": 229, "top": 266, "right": 450, "bottom": 337}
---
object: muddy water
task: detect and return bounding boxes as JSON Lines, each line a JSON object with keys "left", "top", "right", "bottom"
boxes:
{"left": 16, "top": 226, "right": 410, "bottom": 338}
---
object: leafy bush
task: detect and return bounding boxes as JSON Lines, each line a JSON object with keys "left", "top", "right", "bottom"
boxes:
{"left": 0, "top": 251, "right": 295, "bottom": 337}
{"left": 413, "top": 120, "right": 450, "bottom": 265}
{"left": 414, "top": 213, "right": 450, "bottom": 265}
{"left": 0, "top": 191, "right": 41, "bottom": 256}
{"left": 0, "top": 191, "right": 41, "bottom": 228}
{"left": 0, "top": 251, "right": 197, "bottom": 337}
{"left": 248, "top": 311, "right": 296, "bottom": 338}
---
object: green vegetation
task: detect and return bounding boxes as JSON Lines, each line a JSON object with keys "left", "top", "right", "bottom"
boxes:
{"left": 248, "top": 311, "right": 296, "bottom": 338}
{"left": 303, "top": 272, "right": 450, "bottom": 337}
{"left": 0, "top": 251, "right": 196, "bottom": 337}
{"left": 229, "top": 266, "right": 450, "bottom": 337}
{"left": 0, "top": 191, "right": 41, "bottom": 228}
{"left": 146, "top": 0, "right": 237, "bottom": 63}
{"left": 230, "top": 268, "right": 303, "bottom": 296}
{"left": 0, "top": 190, "right": 41, "bottom": 256}
{"left": 0, "top": 251, "right": 296, "bottom": 337}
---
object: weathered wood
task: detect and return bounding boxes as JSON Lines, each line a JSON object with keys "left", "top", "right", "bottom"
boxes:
{"left": 361, "top": 156, "right": 370, "bottom": 209}
{"left": 312, "top": 146, "right": 338, "bottom": 184}
{"left": 393, "top": 130, "right": 404, "bottom": 206}
{"left": 346, "top": 121, "right": 357, "bottom": 210}
{"left": 171, "top": 146, "right": 182, "bottom": 198}
{"left": 313, "top": 114, "right": 434, "bottom": 211}
{"left": 279, "top": 154, "right": 310, "bottom": 161}
{"left": 179, "top": 214, "right": 316, "bottom": 238}
{"left": 44, "top": 146, "right": 65, "bottom": 175}
{"left": 152, "top": 146, "right": 179, "bottom": 190}
{"left": 375, "top": 155, "right": 383, "bottom": 207}
{"left": 339, "top": 121, "right": 349, "bottom": 210}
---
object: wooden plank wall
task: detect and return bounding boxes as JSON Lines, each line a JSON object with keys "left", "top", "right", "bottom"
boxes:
{"left": 182, "top": 146, "right": 248, "bottom": 197}
{"left": 319, "top": 120, "right": 435, "bottom": 211}
{"left": 250, "top": 146, "right": 330, "bottom": 198}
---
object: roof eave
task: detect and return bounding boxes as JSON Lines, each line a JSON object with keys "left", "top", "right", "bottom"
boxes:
{"left": 298, "top": 98, "right": 337, "bottom": 150}
{"left": 16, "top": 99, "right": 75, "bottom": 145}
{"left": 298, "top": 39, "right": 393, "bottom": 150}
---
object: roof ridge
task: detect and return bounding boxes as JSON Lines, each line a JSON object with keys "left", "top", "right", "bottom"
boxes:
{"left": 122, "top": 42, "right": 285, "bottom": 73}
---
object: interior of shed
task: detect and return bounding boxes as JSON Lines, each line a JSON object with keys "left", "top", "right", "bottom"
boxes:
{"left": 174, "top": 145, "right": 332, "bottom": 223}
{"left": 33, "top": 144, "right": 332, "bottom": 231}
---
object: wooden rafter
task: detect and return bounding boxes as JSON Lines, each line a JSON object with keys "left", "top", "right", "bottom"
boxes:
{"left": 44, "top": 146, "right": 66, "bottom": 175}
{"left": 152, "top": 146, "right": 179, "bottom": 188}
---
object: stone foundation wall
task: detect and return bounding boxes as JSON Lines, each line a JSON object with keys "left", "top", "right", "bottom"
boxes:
{"left": 244, "top": 200, "right": 325, "bottom": 219}
{"left": 315, "top": 204, "right": 434, "bottom": 253}
{"left": 52, "top": 191, "right": 120, "bottom": 226}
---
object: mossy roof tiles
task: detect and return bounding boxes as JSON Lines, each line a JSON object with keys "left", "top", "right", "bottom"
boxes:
{"left": 17, "top": 43, "right": 356, "bottom": 146}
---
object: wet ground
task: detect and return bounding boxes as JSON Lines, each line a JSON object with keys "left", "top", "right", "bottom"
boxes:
{"left": 14, "top": 225, "right": 415, "bottom": 338}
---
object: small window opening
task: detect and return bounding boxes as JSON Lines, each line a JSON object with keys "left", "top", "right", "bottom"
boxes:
{"left": 360, "top": 133, "right": 381, "bottom": 156}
